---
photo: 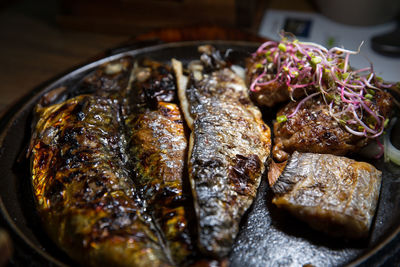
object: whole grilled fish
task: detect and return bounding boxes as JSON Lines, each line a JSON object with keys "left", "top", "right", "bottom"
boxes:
{"left": 172, "top": 46, "right": 271, "bottom": 258}
{"left": 271, "top": 151, "right": 382, "bottom": 239}
{"left": 125, "top": 59, "right": 194, "bottom": 264}
{"left": 29, "top": 95, "right": 171, "bottom": 266}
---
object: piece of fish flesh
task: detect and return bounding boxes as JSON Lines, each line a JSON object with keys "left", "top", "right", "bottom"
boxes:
{"left": 172, "top": 47, "right": 271, "bottom": 258}
{"left": 125, "top": 59, "right": 194, "bottom": 264}
{"left": 271, "top": 151, "right": 382, "bottom": 239}
{"left": 29, "top": 95, "right": 171, "bottom": 266}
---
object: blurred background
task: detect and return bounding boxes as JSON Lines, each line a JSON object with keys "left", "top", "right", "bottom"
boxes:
{"left": 0, "top": 0, "right": 399, "bottom": 265}
{"left": 0, "top": 0, "right": 399, "bottom": 113}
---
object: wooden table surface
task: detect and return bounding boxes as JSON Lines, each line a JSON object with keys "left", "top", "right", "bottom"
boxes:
{"left": 0, "top": 11, "right": 130, "bottom": 113}
{"left": 0, "top": 6, "right": 268, "bottom": 116}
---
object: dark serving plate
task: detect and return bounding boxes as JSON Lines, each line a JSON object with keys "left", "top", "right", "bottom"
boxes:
{"left": 0, "top": 41, "right": 400, "bottom": 266}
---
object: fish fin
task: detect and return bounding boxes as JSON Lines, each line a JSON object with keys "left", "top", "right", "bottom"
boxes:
{"left": 268, "top": 160, "right": 287, "bottom": 186}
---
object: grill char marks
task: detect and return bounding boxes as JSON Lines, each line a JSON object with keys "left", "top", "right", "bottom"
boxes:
{"left": 125, "top": 59, "right": 195, "bottom": 265}
{"left": 173, "top": 47, "right": 271, "bottom": 258}
{"left": 272, "top": 93, "right": 393, "bottom": 162}
{"left": 76, "top": 56, "right": 134, "bottom": 98}
{"left": 29, "top": 95, "right": 170, "bottom": 267}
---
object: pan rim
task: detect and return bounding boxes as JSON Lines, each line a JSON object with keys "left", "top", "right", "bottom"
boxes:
{"left": 0, "top": 40, "right": 398, "bottom": 266}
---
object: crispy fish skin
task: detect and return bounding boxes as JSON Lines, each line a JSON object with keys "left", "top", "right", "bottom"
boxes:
{"left": 128, "top": 102, "right": 192, "bottom": 264}
{"left": 77, "top": 56, "right": 134, "bottom": 98}
{"left": 29, "top": 95, "right": 170, "bottom": 266}
{"left": 126, "top": 60, "right": 194, "bottom": 264}
{"left": 180, "top": 59, "right": 271, "bottom": 257}
{"left": 272, "top": 151, "right": 382, "bottom": 239}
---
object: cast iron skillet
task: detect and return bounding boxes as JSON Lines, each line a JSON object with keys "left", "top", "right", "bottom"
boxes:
{"left": 0, "top": 41, "right": 400, "bottom": 266}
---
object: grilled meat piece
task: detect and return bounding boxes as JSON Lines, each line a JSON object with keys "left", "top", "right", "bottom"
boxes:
{"left": 245, "top": 55, "right": 305, "bottom": 107}
{"left": 172, "top": 48, "right": 271, "bottom": 258}
{"left": 272, "top": 151, "right": 382, "bottom": 239}
{"left": 272, "top": 93, "right": 392, "bottom": 162}
{"left": 125, "top": 60, "right": 194, "bottom": 264}
{"left": 29, "top": 95, "right": 171, "bottom": 266}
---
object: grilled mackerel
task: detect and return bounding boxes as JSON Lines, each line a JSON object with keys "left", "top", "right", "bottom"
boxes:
{"left": 29, "top": 58, "right": 193, "bottom": 266}
{"left": 125, "top": 60, "right": 194, "bottom": 264}
{"left": 272, "top": 151, "right": 382, "bottom": 239}
{"left": 172, "top": 46, "right": 271, "bottom": 258}
{"left": 29, "top": 95, "right": 170, "bottom": 266}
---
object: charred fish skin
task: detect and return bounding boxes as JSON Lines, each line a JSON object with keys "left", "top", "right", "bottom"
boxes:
{"left": 126, "top": 58, "right": 179, "bottom": 115}
{"left": 29, "top": 95, "right": 170, "bottom": 267}
{"left": 75, "top": 56, "right": 134, "bottom": 98}
{"left": 272, "top": 151, "right": 382, "bottom": 239}
{"left": 177, "top": 49, "right": 272, "bottom": 258}
{"left": 128, "top": 102, "right": 192, "bottom": 264}
{"left": 126, "top": 60, "right": 194, "bottom": 265}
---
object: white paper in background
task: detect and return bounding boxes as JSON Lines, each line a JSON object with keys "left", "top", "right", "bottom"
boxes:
{"left": 258, "top": 9, "right": 399, "bottom": 82}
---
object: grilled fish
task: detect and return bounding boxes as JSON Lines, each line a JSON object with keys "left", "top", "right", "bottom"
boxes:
{"left": 29, "top": 95, "right": 171, "bottom": 266}
{"left": 271, "top": 151, "right": 382, "bottom": 239}
{"left": 77, "top": 56, "right": 134, "bottom": 98}
{"left": 125, "top": 59, "right": 194, "bottom": 264}
{"left": 172, "top": 46, "right": 271, "bottom": 258}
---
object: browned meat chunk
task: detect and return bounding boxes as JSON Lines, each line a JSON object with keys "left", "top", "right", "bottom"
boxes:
{"left": 273, "top": 92, "right": 392, "bottom": 162}
{"left": 272, "top": 151, "right": 382, "bottom": 239}
{"left": 245, "top": 55, "right": 306, "bottom": 107}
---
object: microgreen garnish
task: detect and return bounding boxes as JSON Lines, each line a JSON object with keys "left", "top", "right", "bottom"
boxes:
{"left": 251, "top": 35, "right": 394, "bottom": 138}
{"left": 276, "top": 115, "right": 288, "bottom": 123}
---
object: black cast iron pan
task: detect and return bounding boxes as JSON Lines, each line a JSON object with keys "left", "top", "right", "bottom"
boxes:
{"left": 1, "top": 41, "right": 400, "bottom": 266}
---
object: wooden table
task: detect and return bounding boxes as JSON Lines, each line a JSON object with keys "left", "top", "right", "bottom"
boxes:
{"left": 0, "top": 11, "right": 266, "bottom": 116}
{"left": 0, "top": 11, "right": 130, "bottom": 113}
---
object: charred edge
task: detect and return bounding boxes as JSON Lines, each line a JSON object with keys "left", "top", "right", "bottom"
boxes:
{"left": 271, "top": 152, "right": 303, "bottom": 195}
{"left": 74, "top": 57, "right": 133, "bottom": 98}
{"left": 121, "top": 108, "right": 175, "bottom": 264}
{"left": 198, "top": 45, "right": 227, "bottom": 72}
{"left": 229, "top": 154, "right": 262, "bottom": 196}
{"left": 143, "top": 74, "right": 177, "bottom": 108}
{"left": 38, "top": 86, "right": 68, "bottom": 107}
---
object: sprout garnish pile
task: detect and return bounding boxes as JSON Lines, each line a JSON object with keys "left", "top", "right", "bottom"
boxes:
{"left": 251, "top": 37, "right": 394, "bottom": 139}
